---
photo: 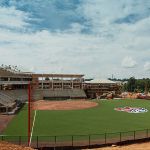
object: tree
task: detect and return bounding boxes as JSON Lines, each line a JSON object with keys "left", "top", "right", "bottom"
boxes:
{"left": 127, "top": 77, "right": 136, "bottom": 92}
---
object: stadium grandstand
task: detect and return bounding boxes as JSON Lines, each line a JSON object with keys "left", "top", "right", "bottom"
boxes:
{"left": 0, "top": 65, "right": 121, "bottom": 114}
{"left": 0, "top": 65, "right": 32, "bottom": 114}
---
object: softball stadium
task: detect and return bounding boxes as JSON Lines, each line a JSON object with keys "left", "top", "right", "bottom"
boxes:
{"left": 0, "top": 65, "right": 150, "bottom": 149}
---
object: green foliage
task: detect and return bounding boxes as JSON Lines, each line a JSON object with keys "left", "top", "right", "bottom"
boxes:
{"left": 109, "top": 77, "right": 150, "bottom": 92}
{"left": 125, "top": 77, "right": 150, "bottom": 93}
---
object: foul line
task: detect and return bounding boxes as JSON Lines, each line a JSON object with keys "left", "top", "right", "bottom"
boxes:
{"left": 29, "top": 110, "right": 37, "bottom": 146}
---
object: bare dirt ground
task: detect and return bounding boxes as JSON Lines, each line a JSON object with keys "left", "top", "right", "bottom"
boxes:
{"left": 87, "top": 142, "right": 150, "bottom": 150}
{"left": 33, "top": 100, "right": 98, "bottom": 110}
{"left": 0, "top": 115, "right": 14, "bottom": 134}
{"left": 0, "top": 141, "right": 35, "bottom": 150}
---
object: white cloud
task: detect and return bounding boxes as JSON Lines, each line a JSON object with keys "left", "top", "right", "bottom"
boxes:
{"left": 121, "top": 56, "right": 137, "bottom": 68}
{"left": 144, "top": 62, "right": 150, "bottom": 71}
{"left": 0, "top": 1, "right": 150, "bottom": 78}
{"left": 0, "top": 6, "right": 29, "bottom": 29}
{"left": 68, "top": 23, "right": 85, "bottom": 33}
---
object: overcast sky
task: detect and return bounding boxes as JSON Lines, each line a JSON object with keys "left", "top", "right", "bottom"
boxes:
{"left": 0, "top": 0, "right": 150, "bottom": 79}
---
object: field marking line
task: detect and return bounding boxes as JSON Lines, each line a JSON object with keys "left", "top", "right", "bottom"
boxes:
{"left": 29, "top": 110, "right": 37, "bottom": 146}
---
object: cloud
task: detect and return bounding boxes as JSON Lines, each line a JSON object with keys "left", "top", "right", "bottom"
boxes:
{"left": 6, "top": 0, "right": 85, "bottom": 32}
{"left": 0, "top": 6, "right": 30, "bottom": 30}
{"left": 121, "top": 56, "right": 137, "bottom": 68}
{"left": 0, "top": 1, "right": 150, "bottom": 78}
{"left": 144, "top": 62, "right": 150, "bottom": 71}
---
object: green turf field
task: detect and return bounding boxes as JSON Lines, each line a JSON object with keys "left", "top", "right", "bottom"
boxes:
{"left": 3, "top": 99, "right": 150, "bottom": 137}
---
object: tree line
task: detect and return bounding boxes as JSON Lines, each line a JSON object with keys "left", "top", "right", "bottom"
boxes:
{"left": 108, "top": 77, "right": 150, "bottom": 93}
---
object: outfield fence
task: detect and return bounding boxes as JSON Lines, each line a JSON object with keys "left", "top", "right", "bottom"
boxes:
{"left": 1, "top": 129, "right": 150, "bottom": 149}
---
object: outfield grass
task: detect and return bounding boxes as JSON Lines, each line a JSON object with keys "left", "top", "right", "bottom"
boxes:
{"left": 3, "top": 105, "right": 28, "bottom": 136}
{"left": 3, "top": 99, "right": 150, "bottom": 137}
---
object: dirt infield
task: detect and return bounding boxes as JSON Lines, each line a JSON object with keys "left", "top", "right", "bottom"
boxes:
{"left": 33, "top": 100, "right": 98, "bottom": 110}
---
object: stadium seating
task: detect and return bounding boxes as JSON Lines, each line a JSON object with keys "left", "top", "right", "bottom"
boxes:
{"left": 0, "top": 90, "right": 28, "bottom": 103}
{"left": 0, "top": 91, "right": 17, "bottom": 114}
{"left": 0, "top": 92, "right": 15, "bottom": 105}
{"left": 41, "top": 89, "right": 87, "bottom": 100}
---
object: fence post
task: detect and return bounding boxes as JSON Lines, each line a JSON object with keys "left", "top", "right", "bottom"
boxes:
{"left": 105, "top": 133, "right": 107, "bottom": 144}
{"left": 72, "top": 136, "right": 73, "bottom": 148}
{"left": 54, "top": 136, "right": 56, "bottom": 147}
{"left": 146, "top": 129, "right": 148, "bottom": 138}
{"left": 19, "top": 136, "right": 21, "bottom": 145}
{"left": 120, "top": 132, "right": 122, "bottom": 142}
{"left": 134, "top": 131, "right": 135, "bottom": 140}
{"left": 37, "top": 136, "right": 38, "bottom": 148}
{"left": 1, "top": 136, "right": 4, "bottom": 141}
{"left": 89, "top": 135, "right": 91, "bottom": 148}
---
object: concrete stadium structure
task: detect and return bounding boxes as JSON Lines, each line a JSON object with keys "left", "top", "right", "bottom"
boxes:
{"left": 0, "top": 65, "right": 121, "bottom": 114}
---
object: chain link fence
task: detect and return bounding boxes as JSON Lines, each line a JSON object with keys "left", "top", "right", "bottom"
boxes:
{"left": 1, "top": 129, "right": 150, "bottom": 149}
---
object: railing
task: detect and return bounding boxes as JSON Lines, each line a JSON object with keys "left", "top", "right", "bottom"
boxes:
{"left": 1, "top": 129, "right": 150, "bottom": 149}
{"left": 0, "top": 81, "right": 29, "bottom": 85}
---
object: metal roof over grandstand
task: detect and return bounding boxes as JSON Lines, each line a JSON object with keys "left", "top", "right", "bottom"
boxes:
{"left": 32, "top": 74, "right": 84, "bottom": 78}
{"left": 85, "top": 79, "right": 116, "bottom": 84}
{"left": 0, "top": 67, "right": 83, "bottom": 78}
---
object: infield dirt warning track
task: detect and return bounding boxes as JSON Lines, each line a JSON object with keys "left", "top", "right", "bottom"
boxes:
{"left": 33, "top": 100, "right": 98, "bottom": 110}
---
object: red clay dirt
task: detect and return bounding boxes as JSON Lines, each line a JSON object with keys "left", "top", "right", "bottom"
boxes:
{"left": 87, "top": 142, "right": 150, "bottom": 149}
{"left": 33, "top": 100, "right": 98, "bottom": 110}
{"left": 0, "top": 141, "right": 35, "bottom": 150}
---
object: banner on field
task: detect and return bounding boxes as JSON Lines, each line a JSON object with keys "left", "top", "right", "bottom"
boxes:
{"left": 114, "top": 107, "right": 148, "bottom": 113}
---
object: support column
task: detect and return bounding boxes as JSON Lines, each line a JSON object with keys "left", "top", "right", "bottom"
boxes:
{"left": 62, "top": 78, "right": 63, "bottom": 90}
{"left": 41, "top": 74, "right": 44, "bottom": 89}
{"left": 72, "top": 78, "right": 74, "bottom": 89}
{"left": 49, "top": 79, "right": 50, "bottom": 89}
{"left": 82, "top": 82, "right": 84, "bottom": 89}
{"left": 52, "top": 77, "right": 54, "bottom": 90}
{"left": 6, "top": 106, "right": 8, "bottom": 113}
{"left": 80, "top": 78, "right": 83, "bottom": 89}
